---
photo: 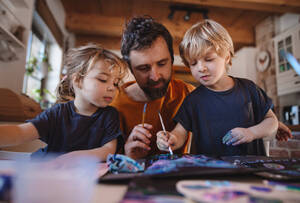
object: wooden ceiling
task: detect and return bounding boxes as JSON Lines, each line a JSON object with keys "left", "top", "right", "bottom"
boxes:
{"left": 61, "top": 0, "right": 300, "bottom": 54}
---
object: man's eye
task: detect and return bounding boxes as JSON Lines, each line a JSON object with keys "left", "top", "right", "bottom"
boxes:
{"left": 158, "top": 61, "right": 167, "bottom": 66}
{"left": 137, "top": 66, "right": 149, "bottom": 72}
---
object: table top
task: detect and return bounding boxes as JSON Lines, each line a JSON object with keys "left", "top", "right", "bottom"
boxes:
{"left": 93, "top": 174, "right": 300, "bottom": 203}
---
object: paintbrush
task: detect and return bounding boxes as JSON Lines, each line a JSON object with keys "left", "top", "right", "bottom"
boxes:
{"left": 142, "top": 103, "right": 147, "bottom": 127}
{"left": 158, "top": 111, "right": 173, "bottom": 156}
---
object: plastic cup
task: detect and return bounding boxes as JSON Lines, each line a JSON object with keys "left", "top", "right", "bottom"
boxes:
{"left": 13, "top": 156, "right": 98, "bottom": 203}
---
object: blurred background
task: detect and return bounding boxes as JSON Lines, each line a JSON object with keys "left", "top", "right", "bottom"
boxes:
{"left": 0, "top": 0, "right": 300, "bottom": 156}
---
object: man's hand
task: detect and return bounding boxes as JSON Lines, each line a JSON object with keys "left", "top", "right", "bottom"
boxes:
{"left": 124, "top": 123, "right": 152, "bottom": 160}
{"left": 222, "top": 128, "right": 255, "bottom": 146}
{"left": 276, "top": 121, "right": 293, "bottom": 141}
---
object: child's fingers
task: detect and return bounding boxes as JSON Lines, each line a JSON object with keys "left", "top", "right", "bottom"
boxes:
{"left": 156, "top": 139, "right": 170, "bottom": 151}
{"left": 224, "top": 130, "right": 243, "bottom": 145}
{"left": 222, "top": 131, "right": 232, "bottom": 144}
{"left": 168, "top": 135, "right": 176, "bottom": 146}
{"left": 157, "top": 131, "right": 168, "bottom": 142}
{"left": 232, "top": 136, "right": 246, "bottom": 146}
{"left": 226, "top": 136, "right": 239, "bottom": 145}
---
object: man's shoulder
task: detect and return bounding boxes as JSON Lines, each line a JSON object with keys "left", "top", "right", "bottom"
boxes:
{"left": 111, "top": 81, "right": 136, "bottom": 108}
{"left": 170, "top": 78, "right": 195, "bottom": 93}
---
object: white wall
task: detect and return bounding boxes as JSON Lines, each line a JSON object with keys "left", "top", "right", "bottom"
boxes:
{"left": 0, "top": 0, "right": 35, "bottom": 94}
{"left": 229, "top": 47, "right": 258, "bottom": 83}
{"left": 275, "top": 13, "right": 300, "bottom": 35}
{"left": 0, "top": 0, "right": 70, "bottom": 96}
{"left": 46, "top": 0, "right": 75, "bottom": 48}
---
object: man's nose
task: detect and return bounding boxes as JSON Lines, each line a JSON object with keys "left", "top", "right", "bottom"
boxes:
{"left": 149, "top": 67, "right": 160, "bottom": 81}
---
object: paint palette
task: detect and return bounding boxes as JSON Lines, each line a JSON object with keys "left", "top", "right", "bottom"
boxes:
{"left": 221, "top": 156, "right": 300, "bottom": 180}
{"left": 176, "top": 180, "right": 300, "bottom": 203}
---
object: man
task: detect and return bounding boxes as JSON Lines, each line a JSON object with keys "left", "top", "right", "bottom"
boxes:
{"left": 110, "top": 16, "right": 195, "bottom": 160}
{"left": 111, "top": 16, "right": 292, "bottom": 160}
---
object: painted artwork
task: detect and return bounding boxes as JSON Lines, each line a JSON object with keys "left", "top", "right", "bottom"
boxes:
{"left": 144, "top": 154, "right": 237, "bottom": 175}
{"left": 176, "top": 180, "right": 300, "bottom": 203}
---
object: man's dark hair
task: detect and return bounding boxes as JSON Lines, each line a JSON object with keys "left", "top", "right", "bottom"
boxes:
{"left": 121, "top": 16, "right": 174, "bottom": 69}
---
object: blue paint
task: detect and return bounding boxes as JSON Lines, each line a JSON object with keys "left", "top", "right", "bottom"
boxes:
{"left": 182, "top": 184, "right": 211, "bottom": 190}
{"left": 250, "top": 186, "right": 272, "bottom": 192}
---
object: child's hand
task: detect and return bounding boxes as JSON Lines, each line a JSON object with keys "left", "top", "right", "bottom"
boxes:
{"left": 156, "top": 131, "right": 176, "bottom": 151}
{"left": 222, "top": 128, "right": 255, "bottom": 146}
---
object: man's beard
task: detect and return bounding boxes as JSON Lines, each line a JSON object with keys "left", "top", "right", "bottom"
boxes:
{"left": 141, "top": 78, "right": 170, "bottom": 100}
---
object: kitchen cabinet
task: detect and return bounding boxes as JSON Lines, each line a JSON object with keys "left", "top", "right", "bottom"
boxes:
{"left": 0, "top": 0, "right": 26, "bottom": 62}
{"left": 273, "top": 24, "right": 300, "bottom": 96}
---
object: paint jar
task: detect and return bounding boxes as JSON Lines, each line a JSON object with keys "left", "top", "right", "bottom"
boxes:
{"left": 12, "top": 156, "right": 98, "bottom": 203}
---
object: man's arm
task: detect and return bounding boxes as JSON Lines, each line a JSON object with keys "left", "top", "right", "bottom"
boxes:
{"left": 276, "top": 121, "right": 293, "bottom": 141}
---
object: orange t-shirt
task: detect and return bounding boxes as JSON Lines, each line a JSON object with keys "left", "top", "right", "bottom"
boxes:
{"left": 110, "top": 78, "right": 195, "bottom": 156}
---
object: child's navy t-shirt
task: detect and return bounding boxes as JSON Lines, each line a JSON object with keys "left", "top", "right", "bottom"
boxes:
{"left": 27, "top": 101, "right": 123, "bottom": 158}
{"left": 174, "top": 77, "right": 273, "bottom": 157}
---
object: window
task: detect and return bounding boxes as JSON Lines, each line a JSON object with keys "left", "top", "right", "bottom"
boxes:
{"left": 23, "top": 11, "right": 62, "bottom": 109}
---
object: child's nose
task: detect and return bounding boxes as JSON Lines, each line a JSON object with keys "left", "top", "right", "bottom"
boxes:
{"left": 197, "top": 63, "right": 207, "bottom": 72}
{"left": 107, "top": 84, "right": 115, "bottom": 91}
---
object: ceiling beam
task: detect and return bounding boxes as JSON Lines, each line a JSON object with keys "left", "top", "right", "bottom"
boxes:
{"left": 157, "top": 0, "right": 300, "bottom": 13}
{"left": 66, "top": 13, "right": 254, "bottom": 46}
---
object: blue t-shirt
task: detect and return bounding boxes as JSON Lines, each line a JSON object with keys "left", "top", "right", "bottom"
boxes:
{"left": 174, "top": 77, "right": 272, "bottom": 157}
{"left": 28, "top": 101, "right": 123, "bottom": 158}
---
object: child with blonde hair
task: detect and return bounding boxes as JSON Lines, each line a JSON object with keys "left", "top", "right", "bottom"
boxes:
{"left": 157, "top": 20, "right": 278, "bottom": 157}
{"left": 0, "top": 44, "right": 127, "bottom": 164}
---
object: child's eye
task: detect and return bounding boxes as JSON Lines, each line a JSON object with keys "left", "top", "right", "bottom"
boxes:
{"left": 98, "top": 79, "right": 107, "bottom": 83}
{"left": 190, "top": 61, "right": 197, "bottom": 66}
{"left": 205, "top": 58, "right": 214, "bottom": 62}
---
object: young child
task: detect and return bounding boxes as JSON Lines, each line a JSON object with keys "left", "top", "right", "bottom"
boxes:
{"left": 156, "top": 20, "right": 278, "bottom": 157}
{"left": 0, "top": 44, "right": 127, "bottom": 164}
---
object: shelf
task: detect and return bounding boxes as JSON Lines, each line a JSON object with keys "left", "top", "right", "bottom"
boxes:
{"left": 0, "top": 24, "right": 25, "bottom": 49}
{"left": 10, "top": 0, "right": 28, "bottom": 8}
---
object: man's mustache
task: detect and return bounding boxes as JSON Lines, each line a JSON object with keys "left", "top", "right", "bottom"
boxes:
{"left": 147, "top": 78, "right": 165, "bottom": 86}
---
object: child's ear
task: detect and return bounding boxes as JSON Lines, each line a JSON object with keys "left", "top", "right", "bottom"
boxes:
{"left": 72, "top": 74, "right": 82, "bottom": 89}
{"left": 225, "top": 53, "right": 230, "bottom": 64}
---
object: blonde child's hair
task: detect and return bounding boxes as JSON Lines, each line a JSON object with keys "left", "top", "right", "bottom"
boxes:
{"left": 56, "top": 43, "right": 128, "bottom": 103}
{"left": 179, "top": 19, "right": 234, "bottom": 69}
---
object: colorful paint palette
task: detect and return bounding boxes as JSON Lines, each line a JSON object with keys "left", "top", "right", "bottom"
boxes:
{"left": 221, "top": 156, "right": 300, "bottom": 180}
{"left": 176, "top": 180, "right": 300, "bottom": 203}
